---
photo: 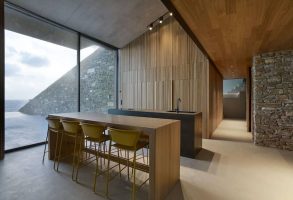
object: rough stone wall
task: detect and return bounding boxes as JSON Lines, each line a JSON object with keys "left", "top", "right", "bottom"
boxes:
{"left": 80, "top": 48, "right": 116, "bottom": 113}
{"left": 252, "top": 50, "right": 293, "bottom": 150}
{"left": 19, "top": 48, "right": 116, "bottom": 115}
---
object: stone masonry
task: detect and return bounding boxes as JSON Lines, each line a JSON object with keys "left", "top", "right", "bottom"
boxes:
{"left": 252, "top": 50, "right": 293, "bottom": 151}
{"left": 19, "top": 47, "right": 116, "bottom": 115}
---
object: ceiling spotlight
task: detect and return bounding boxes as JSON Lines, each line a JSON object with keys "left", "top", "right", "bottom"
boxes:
{"left": 159, "top": 17, "right": 163, "bottom": 24}
{"left": 170, "top": 12, "right": 173, "bottom": 16}
{"left": 148, "top": 24, "right": 153, "bottom": 31}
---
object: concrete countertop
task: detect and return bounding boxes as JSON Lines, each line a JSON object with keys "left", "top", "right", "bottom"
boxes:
{"left": 118, "top": 108, "right": 202, "bottom": 116}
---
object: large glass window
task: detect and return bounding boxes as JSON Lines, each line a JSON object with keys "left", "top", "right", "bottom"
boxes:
{"left": 80, "top": 37, "right": 117, "bottom": 113}
{"left": 3, "top": 5, "right": 117, "bottom": 151}
{"left": 5, "top": 7, "right": 78, "bottom": 150}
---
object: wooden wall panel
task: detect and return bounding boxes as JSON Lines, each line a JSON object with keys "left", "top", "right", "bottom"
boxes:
{"left": 209, "top": 63, "right": 223, "bottom": 137}
{"left": 119, "top": 17, "right": 222, "bottom": 138}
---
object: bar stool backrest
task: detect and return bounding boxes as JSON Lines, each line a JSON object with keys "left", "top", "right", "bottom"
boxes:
{"left": 61, "top": 120, "right": 80, "bottom": 136}
{"left": 108, "top": 127, "right": 141, "bottom": 147}
{"left": 47, "top": 118, "right": 62, "bottom": 130}
{"left": 80, "top": 123, "right": 105, "bottom": 140}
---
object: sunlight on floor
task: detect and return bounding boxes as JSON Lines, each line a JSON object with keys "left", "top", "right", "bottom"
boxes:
{"left": 211, "top": 119, "right": 252, "bottom": 142}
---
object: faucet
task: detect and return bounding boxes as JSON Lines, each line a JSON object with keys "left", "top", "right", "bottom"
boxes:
{"left": 175, "top": 98, "right": 181, "bottom": 113}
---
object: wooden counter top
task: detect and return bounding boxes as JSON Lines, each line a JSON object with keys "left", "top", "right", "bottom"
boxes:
{"left": 48, "top": 112, "right": 179, "bottom": 130}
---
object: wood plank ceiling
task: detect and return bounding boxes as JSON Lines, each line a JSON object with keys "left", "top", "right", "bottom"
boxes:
{"left": 163, "top": 0, "right": 293, "bottom": 78}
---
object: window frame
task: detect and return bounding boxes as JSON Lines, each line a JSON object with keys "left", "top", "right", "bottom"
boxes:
{"left": 1, "top": 1, "right": 119, "bottom": 154}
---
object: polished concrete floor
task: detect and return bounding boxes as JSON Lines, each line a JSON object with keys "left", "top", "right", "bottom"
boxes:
{"left": 1, "top": 120, "right": 293, "bottom": 200}
{"left": 167, "top": 120, "right": 293, "bottom": 200}
{"left": 211, "top": 119, "right": 252, "bottom": 142}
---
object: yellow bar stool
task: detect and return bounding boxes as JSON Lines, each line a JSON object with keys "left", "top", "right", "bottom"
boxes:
{"left": 75, "top": 122, "right": 109, "bottom": 193}
{"left": 56, "top": 119, "right": 82, "bottom": 180}
{"left": 42, "top": 117, "right": 63, "bottom": 170}
{"left": 106, "top": 127, "right": 148, "bottom": 200}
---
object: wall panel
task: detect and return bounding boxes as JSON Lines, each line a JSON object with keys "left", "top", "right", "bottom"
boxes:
{"left": 119, "top": 17, "right": 222, "bottom": 138}
{"left": 209, "top": 64, "right": 223, "bottom": 136}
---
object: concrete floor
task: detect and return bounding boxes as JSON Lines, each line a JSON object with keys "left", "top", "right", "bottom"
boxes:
{"left": 1, "top": 120, "right": 293, "bottom": 200}
{"left": 0, "top": 146, "right": 149, "bottom": 200}
{"left": 211, "top": 119, "right": 252, "bottom": 142}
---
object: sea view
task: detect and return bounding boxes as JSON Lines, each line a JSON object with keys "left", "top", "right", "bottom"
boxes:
{"left": 5, "top": 100, "right": 47, "bottom": 150}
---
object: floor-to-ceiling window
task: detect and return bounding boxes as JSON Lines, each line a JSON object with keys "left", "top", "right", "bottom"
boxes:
{"left": 4, "top": 4, "right": 117, "bottom": 151}
{"left": 80, "top": 37, "right": 117, "bottom": 113}
{"left": 4, "top": 6, "right": 78, "bottom": 150}
{"left": 4, "top": 4, "right": 118, "bottom": 150}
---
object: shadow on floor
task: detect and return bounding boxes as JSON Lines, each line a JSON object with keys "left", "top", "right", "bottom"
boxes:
{"left": 195, "top": 148, "right": 215, "bottom": 161}
{"left": 279, "top": 149, "right": 293, "bottom": 166}
{"left": 166, "top": 181, "right": 184, "bottom": 200}
{"left": 180, "top": 149, "right": 218, "bottom": 172}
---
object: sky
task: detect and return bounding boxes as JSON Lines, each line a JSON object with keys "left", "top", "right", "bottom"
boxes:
{"left": 5, "top": 30, "right": 98, "bottom": 100}
{"left": 223, "top": 79, "right": 244, "bottom": 93}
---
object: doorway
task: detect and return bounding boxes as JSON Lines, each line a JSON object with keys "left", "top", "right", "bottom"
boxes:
{"left": 212, "top": 79, "right": 252, "bottom": 142}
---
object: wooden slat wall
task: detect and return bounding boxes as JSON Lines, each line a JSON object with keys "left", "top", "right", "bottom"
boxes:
{"left": 119, "top": 17, "right": 218, "bottom": 138}
{"left": 209, "top": 63, "right": 223, "bottom": 137}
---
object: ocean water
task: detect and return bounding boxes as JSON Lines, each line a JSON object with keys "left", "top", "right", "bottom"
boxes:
{"left": 5, "top": 100, "right": 47, "bottom": 150}
{"left": 5, "top": 99, "right": 28, "bottom": 112}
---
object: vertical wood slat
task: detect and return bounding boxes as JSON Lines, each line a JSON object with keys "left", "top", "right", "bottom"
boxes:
{"left": 0, "top": 0, "right": 4, "bottom": 160}
{"left": 119, "top": 17, "right": 223, "bottom": 138}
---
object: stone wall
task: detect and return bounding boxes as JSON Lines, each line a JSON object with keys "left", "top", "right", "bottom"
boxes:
{"left": 252, "top": 50, "right": 293, "bottom": 150}
{"left": 19, "top": 48, "right": 116, "bottom": 115}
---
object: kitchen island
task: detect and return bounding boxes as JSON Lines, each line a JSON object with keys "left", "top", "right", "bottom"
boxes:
{"left": 108, "top": 109, "right": 202, "bottom": 158}
{"left": 47, "top": 112, "right": 180, "bottom": 200}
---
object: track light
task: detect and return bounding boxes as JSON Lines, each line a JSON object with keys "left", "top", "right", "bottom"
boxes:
{"left": 148, "top": 24, "right": 153, "bottom": 31}
{"left": 147, "top": 12, "right": 172, "bottom": 31}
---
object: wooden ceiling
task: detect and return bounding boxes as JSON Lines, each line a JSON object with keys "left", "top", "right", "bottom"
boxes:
{"left": 163, "top": 0, "right": 293, "bottom": 78}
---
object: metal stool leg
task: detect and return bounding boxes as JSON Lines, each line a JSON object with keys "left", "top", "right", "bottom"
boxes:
{"left": 132, "top": 151, "right": 137, "bottom": 200}
{"left": 106, "top": 141, "right": 112, "bottom": 197}
{"left": 75, "top": 136, "right": 84, "bottom": 182}
{"left": 93, "top": 142, "right": 101, "bottom": 192}
{"left": 71, "top": 136, "right": 79, "bottom": 180}
{"left": 56, "top": 131, "right": 64, "bottom": 172}
{"left": 42, "top": 129, "right": 49, "bottom": 164}
{"left": 53, "top": 132, "right": 60, "bottom": 170}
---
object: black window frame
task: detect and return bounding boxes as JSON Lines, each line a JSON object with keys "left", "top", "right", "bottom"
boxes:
{"left": 1, "top": 1, "right": 119, "bottom": 155}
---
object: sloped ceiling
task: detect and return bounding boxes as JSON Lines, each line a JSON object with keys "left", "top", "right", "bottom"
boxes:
{"left": 7, "top": 0, "right": 167, "bottom": 48}
{"left": 163, "top": 0, "right": 293, "bottom": 78}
